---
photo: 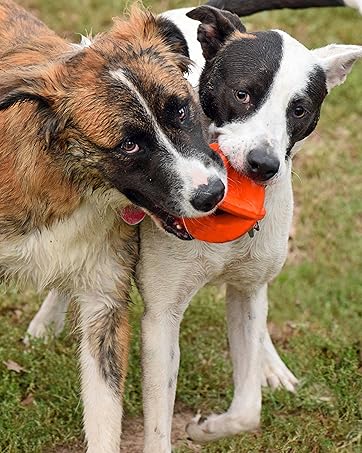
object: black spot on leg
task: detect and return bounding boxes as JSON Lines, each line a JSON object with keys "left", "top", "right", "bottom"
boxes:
{"left": 88, "top": 307, "right": 128, "bottom": 395}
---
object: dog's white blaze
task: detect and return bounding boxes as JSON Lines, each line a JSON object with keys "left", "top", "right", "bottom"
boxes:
{"left": 217, "top": 31, "right": 319, "bottom": 182}
{"left": 110, "top": 69, "right": 181, "bottom": 160}
{"left": 110, "top": 69, "right": 226, "bottom": 215}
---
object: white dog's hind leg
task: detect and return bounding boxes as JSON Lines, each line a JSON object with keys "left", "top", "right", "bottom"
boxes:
{"left": 186, "top": 284, "right": 267, "bottom": 443}
{"left": 25, "top": 289, "right": 69, "bottom": 342}
{"left": 262, "top": 328, "right": 298, "bottom": 392}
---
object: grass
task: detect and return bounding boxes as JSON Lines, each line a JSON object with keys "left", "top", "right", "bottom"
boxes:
{"left": 0, "top": 1, "right": 362, "bottom": 452}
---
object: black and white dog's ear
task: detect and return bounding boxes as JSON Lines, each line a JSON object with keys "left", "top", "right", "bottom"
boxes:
{"left": 312, "top": 44, "right": 362, "bottom": 91}
{"left": 187, "top": 5, "right": 246, "bottom": 60}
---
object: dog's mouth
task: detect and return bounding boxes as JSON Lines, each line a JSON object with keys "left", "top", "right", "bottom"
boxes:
{"left": 120, "top": 190, "right": 193, "bottom": 240}
{"left": 148, "top": 208, "right": 193, "bottom": 241}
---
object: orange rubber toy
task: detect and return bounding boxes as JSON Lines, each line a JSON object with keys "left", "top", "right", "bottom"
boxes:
{"left": 182, "top": 143, "right": 266, "bottom": 243}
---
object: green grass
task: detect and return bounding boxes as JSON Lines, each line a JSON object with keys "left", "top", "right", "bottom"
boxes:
{"left": 1, "top": 1, "right": 362, "bottom": 452}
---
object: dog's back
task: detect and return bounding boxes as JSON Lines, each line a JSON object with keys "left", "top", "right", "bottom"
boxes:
{"left": 0, "top": 0, "right": 68, "bottom": 65}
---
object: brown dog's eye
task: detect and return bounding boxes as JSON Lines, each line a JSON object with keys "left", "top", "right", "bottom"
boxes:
{"left": 121, "top": 139, "right": 139, "bottom": 154}
{"left": 178, "top": 106, "right": 187, "bottom": 122}
{"left": 293, "top": 106, "right": 306, "bottom": 118}
{"left": 234, "top": 90, "right": 250, "bottom": 104}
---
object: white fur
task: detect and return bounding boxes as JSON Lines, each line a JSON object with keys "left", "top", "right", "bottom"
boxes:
{"left": 25, "top": 289, "right": 68, "bottom": 342}
{"left": 0, "top": 189, "right": 126, "bottom": 291}
{"left": 344, "top": 0, "right": 362, "bottom": 14}
{"left": 79, "top": 296, "right": 124, "bottom": 453}
{"left": 312, "top": 44, "right": 362, "bottom": 90}
{"left": 3, "top": 189, "right": 133, "bottom": 453}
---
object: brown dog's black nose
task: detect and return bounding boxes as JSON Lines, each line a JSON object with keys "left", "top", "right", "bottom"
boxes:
{"left": 247, "top": 149, "right": 280, "bottom": 182}
{"left": 191, "top": 178, "right": 225, "bottom": 212}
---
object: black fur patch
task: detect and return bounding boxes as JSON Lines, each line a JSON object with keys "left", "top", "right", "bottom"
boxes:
{"left": 187, "top": 6, "right": 246, "bottom": 60}
{"left": 156, "top": 16, "right": 190, "bottom": 59}
{"left": 199, "top": 31, "right": 283, "bottom": 126}
{"left": 286, "top": 65, "right": 327, "bottom": 149}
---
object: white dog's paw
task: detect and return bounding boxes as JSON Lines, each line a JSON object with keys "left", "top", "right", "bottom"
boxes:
{"left": 345, "top": 0, "right": 362, "bottom": 14}
{"left": 24, "top": 319, "right": 52, "bottom": 345}
{"left": 185, "top": 412, "right": 259, "bottom": 443}
{"left": 262, "top": 355, "right": 299, "bottom": 393}
{"left": 24, "top": 313, "right": 65, "bottom": 345}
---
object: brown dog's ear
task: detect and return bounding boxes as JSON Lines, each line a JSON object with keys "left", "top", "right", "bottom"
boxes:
{"left": 0, "top": 63, "right": 70, "bottom": 144}
{"left": 155, "top": 15, "right": 191, "bottom": 73}
{"left": 0, "top": 62, "right": 67, "bottom": 109}
{"left": 187, "top": 5, "right": 246, "bottom": 60}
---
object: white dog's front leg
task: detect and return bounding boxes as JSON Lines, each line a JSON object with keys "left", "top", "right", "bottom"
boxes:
{"left": 142, "top": 306, "right": 184, "bottom": 453}
{"left": 79, "top": 294, "right": 130, "bottom": 453}
{"left": 186, "top": 284, "right": 267, "bottom": 442}
{"left": 25, "top": 289, "right": 69, "bottom": 342}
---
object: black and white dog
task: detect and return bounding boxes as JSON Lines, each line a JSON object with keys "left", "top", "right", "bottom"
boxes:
{"left": 28, "top": 2, "right": 362, "bottom": 452}
{"left": 137, "top": 6, "right": 362, "bottom": 451}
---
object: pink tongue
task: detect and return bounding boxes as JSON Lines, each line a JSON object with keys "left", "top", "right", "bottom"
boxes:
{"left": 120, "top": 205, "right": 146, "bottom": 225}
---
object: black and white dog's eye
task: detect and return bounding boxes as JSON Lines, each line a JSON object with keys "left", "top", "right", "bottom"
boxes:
{"left": 121, "top": 139, "right": 139, "bottom": 154}
{"left": 234, "top": 90, "right": 250, "bottom": 104}
{"left": 293, "top": 106, "right": 306, "bottom": 118}
{"left": 178, "top": 106, "right": 187, "bottom": 122}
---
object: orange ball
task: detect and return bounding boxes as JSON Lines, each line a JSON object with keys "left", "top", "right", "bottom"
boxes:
{"left": 183, "top": 143, "right": 266, "bottom": 243}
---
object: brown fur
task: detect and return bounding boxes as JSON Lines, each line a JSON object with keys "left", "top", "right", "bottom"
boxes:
{"left": 0, "top": 2, "right": 210, "bottom": 450}
{"left": 231, "top": 30, "right": 257, "bottom": 40}
{"left": 0, "top": 1, "right": 195, "bottom": 236}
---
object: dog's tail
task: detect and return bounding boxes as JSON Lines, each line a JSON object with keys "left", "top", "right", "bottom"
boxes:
{"left": 205, "top": 0, "right": 362, "bottom": 17}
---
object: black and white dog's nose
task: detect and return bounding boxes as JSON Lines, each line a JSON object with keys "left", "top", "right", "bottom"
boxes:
{"left": 191, "top": 178, "right": 225, "bottom": 212}
{"left": 247, "top": 149, "right": 280, "bottom": 182}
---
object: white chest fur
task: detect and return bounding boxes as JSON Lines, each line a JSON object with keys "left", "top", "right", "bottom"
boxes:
{"left": 0, "top": 190, "right": 126, "bottom": 292}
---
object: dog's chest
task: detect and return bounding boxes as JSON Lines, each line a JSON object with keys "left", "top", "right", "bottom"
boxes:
{"left": 0, "top": 192, "right": 129, "bottom": 291}
{"left": 207, "top": 179, "right": 294, "bottom": 286}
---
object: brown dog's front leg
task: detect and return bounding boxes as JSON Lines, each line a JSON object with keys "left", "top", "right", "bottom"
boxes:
{"left": 79, "top": 295, "right": 130, "bottom": 453}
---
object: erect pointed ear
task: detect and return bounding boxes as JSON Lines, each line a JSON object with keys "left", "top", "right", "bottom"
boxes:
{"left": 186, "top": 5, "right": 246, "bottom": 60}
{"left": 312, "top": 44, "right": 362, "bottom": 91}
{"left": 0, "top": 62, "right": 71, "bottom": 144}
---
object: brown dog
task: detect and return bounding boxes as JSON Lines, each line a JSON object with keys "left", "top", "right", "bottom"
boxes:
{"left": 0, "top": 1, "right": 226, "bottom": 451}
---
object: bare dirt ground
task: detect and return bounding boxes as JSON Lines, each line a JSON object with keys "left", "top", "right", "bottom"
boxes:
{"left": 49, "top": 406, "right": 201, "bottom": 453}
